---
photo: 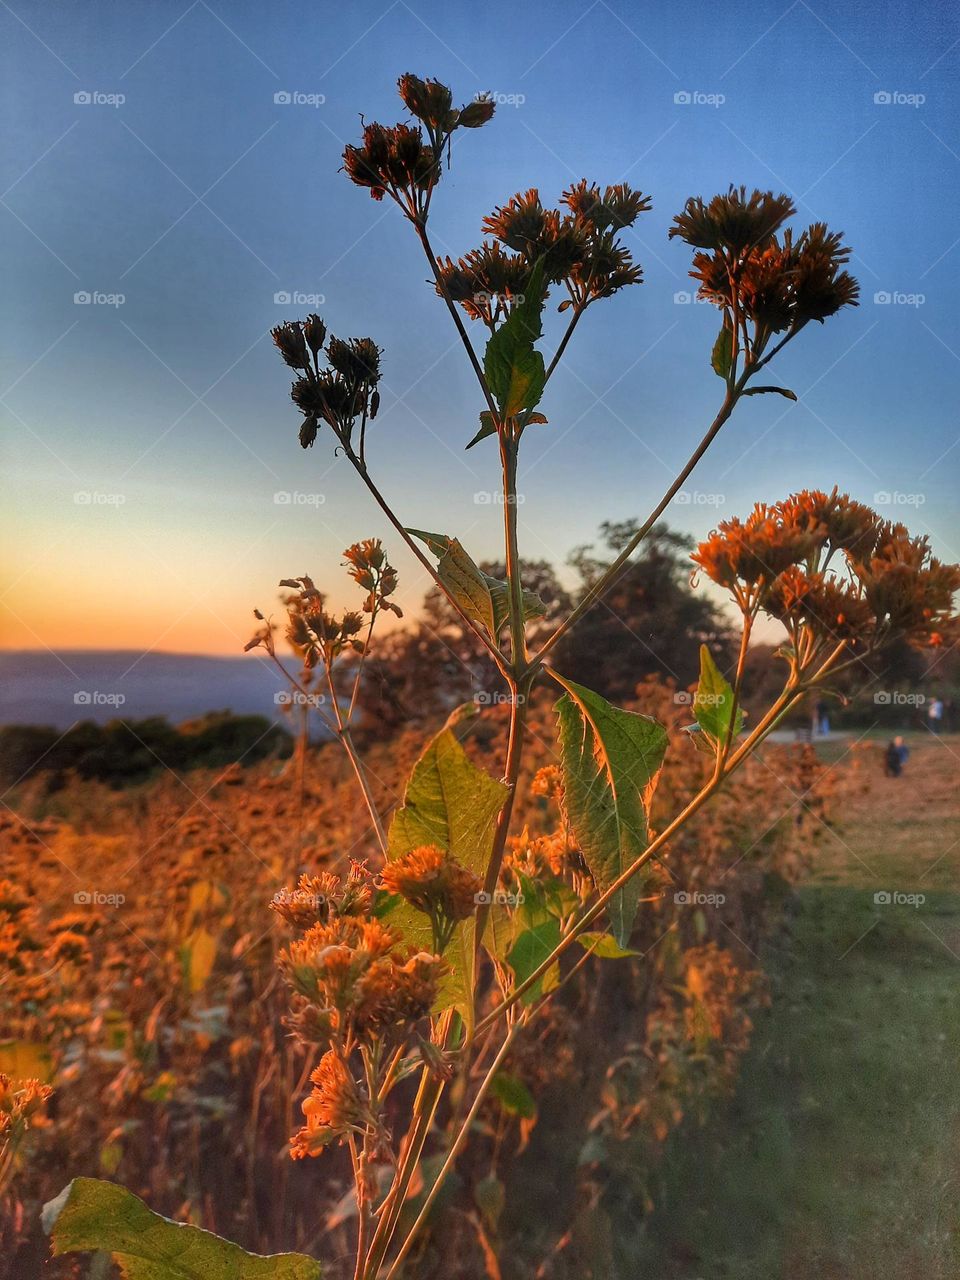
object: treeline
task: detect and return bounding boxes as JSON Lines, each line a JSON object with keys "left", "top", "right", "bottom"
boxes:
{"left": 0, "top": 711, "right": 292, "bottom": 789}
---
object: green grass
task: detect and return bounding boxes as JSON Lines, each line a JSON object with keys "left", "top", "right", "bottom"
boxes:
{"left": 623, "top": 734, "right": 960, "bottom": 1280}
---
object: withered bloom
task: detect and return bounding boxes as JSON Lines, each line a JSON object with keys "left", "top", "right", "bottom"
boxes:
{"left": 290, "top": 1050, "right": 368, "bottom": 1158}
{"left": 381, "top": 844, "right": 482, "bottom": 952}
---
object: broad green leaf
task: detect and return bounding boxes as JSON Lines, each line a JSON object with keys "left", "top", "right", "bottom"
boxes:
{"left": 44, "top": 1177, "right": 322, "bottom": 1279}
{"left": 694, "top": 644, "right": 743, "bottom": 747}
{"left": 385, "top": 727, "right": 508, "bottom": 1029}
{"left": 711, "top": 324, "right": 733, "bottom": 379}
{"left": 575, "top": 931, "right": 640, "bottom": 958}
{"left": 483, "top": 259, "right": 547, "bottom": 418}
{"left": 507, "top": 918, "right": 560, "bottom": 1003}
{"left": 408, "top": 529, "right": 546, "bottom": 637}
{"left": 553, "top": 673, "right": 668, "bottom": 946}
{"left": 0, "top": 1039, "right": 53, "bottom": 1082}
{"left": 490, "top": 1073, "right": 537, "bottom": 1119}
{"left": 743, "top": 385, "right": 797, "bottom": 401}
{"left": 407, "top": 529, "right": 497, "bottom": 636}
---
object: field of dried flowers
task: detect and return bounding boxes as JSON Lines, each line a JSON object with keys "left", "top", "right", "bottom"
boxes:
{"left": 0, "top": 679, "right": 845, "bottom": 1279}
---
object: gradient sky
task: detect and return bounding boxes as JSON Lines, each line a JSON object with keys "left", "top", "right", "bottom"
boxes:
{"left": 2, "top": 0, "right": 959, "bottom": 657}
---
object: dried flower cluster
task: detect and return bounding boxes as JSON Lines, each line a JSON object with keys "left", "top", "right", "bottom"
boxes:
{"left": 436, "top": 180, "right": 651, "bottom": 328}
{"left": 275, "top": 862, "right": 443, "bottom": 1159}
{"left": 342, "top": 74, "right": 495, "bottom": 220}
{"left": 670, "top": 187, "right": 859, "bottom": 368}
{"left": 380, "top": 843, "right": 482, "bottom": 952}
{"left": 271, "top": 313, "right": 382, "bottom": 454}
{"left": 693, "top": 488, "right": 960, "bottom": 654}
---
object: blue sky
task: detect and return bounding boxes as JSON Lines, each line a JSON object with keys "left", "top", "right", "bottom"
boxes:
{"left": 1, "top": 0, "right": 959, "bottom": 654}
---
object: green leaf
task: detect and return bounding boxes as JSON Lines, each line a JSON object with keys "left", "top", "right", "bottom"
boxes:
{"left": 44, "top": 1178, "right": 321, "bottom": 1279}
{"left": 490, "top": 1072, "right": 537, "bottom": 1119}
{"left": 483, "top": 259, "right": 547, "bottom": 418}
{"left": 465, "top": 412, "right": 498, "bottom": 450}
{"left": 711, "top": 323, "right": 733, "bottom": 380}
{"left": 694, "top": 644, "right": 743, "bottom": 747}
{"left": 507, "top": 917, "right": 560, "bottom": 1003}
{"left": 575, "top": 931, "right": 640, "bottom": 958}
{"left": 465, "top": 410, "right": 548, "bottom": 450}
{"left": 743, "top": 385, "right": 797, "bottom": 401}
{"left": 483, "top": 574, "right": 547, "bottom": 636}
{"left": 385, "top": 727, "right": 508, "bottom": 1030}
{"left": 553, "top": 674, "right": 668, "bottom": 946}
{"left": 474, "top": 1174, "right": 506, "bottom": 1232}
{"left": 407, "top": 529, "right": 546, "bottom": 637}
{"left": 407, "top": 529, "right": 497, "bottom": 636}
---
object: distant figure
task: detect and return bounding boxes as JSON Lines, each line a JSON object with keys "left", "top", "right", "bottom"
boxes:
{"left": 927, "top": 697, "right": 944, "bottom": 734}
{"left": 884, "top": 735, "right": 908, "bottom": 777}
{"left": 815, "top": 698, "right": 830, "bottom": 737}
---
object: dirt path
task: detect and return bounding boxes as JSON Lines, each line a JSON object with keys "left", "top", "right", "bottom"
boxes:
{"left": 628, "top": 733, "right": 960, "bottom": 1280}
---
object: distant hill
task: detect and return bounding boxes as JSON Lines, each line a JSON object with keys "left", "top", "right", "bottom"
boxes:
{"left": 0, "top": 650, "right": 299, "bottom": 729}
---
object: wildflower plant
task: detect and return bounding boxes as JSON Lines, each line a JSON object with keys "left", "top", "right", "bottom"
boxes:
{"left": 48, "top": 72, "right": 958, "bottom": 1280}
